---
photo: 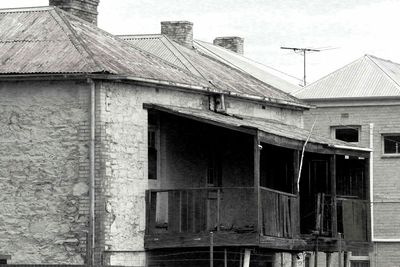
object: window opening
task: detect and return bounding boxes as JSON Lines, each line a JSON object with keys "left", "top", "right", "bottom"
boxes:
{"left": 333, "top": 127, "right": 360, "bottom": 143}
{"left": 383, "top": 134, "right": 400, "bottom": 154}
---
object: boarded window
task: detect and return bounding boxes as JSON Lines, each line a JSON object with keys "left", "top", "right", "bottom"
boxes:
{"left": 383, "top": 134, "right": 400, "bottom": 154}
{"left": 334, "top": 127, "right": 360, "bottom": 142}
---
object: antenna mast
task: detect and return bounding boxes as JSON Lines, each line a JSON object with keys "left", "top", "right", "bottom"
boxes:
{"left": 280, "top": 47, "right": 321, "bottom": 87}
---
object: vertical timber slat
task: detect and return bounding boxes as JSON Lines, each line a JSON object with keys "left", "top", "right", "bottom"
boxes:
{"left": 254, "top": 132, "right": 261, "bottom": 234}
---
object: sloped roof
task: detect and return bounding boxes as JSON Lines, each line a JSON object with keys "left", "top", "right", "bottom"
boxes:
{"left": 120, "top": 34, "right": 306, "bottom": 107}
{"left": 145, "top": 103, "right": 370, "bottom": 153}
{"left": 294, "top": 55, "right": 400, "bottom": 100}
{"left": 193, "top": 40, "right": 301, "bottom": 93}
{"left": 0, "top": 6, "right": 207, "bottom": 87}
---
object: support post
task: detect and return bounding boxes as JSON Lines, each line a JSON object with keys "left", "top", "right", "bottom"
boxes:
{"left": 217, "top": 189, "right": 221, "bottom": 231}
{"left": 314, "top": 236, "right": 318, "bottom": 267}
{"left": 254, "top": 132, "right": 261, "bottom": 233}
{"left": 330, "top": 154, "right": 337, "bottom": 237}
{"left": 224, "top": 248, "right": 228, "bottom": 267}
{"left": 326, "top": 252, "right": 332, "bottom": 267}
{"left": 210, "top": 232, "right": 214, "bottom": 267}
{"left": 338, "top": 232, "right": 343, "bottom": 267}
{"left": 244, "top": 249, "right": 251, "bottom": 267}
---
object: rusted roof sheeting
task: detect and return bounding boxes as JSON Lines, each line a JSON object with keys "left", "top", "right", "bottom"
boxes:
{"left": 146, "top": 103, "right": 367, "bottom": 151}
{"left": 0, "top": 7, "right": 208, "bottom": 87}
{"left": 194, "top": 40, "right": 300, "bottom": 93}
{"left": 295, "top": 55, "right": 400, "bottom": 100}
{"left": 123, "top": 34, "right": 303, "bottom": 106}
{"left": 0, "top": 8, "right": 93, "bottom": 73}
{"left": 119, "top": 35, "right": 189, "bottom": 71}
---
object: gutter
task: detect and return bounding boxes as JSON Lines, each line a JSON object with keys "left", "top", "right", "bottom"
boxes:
{"left": 327, "top": 144, "right": 373, "bottom": 152}
{"left": 0, "top": 73, "right": 311, "bottom": 110}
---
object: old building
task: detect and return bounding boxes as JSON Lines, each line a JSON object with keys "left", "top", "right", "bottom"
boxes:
{"left": 295, "top": 54, "right": 400, "bottom": 267}
{"left": 0, "top": 1, "right": 371, "bottom": 266}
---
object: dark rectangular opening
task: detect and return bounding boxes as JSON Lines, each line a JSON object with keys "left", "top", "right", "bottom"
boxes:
{"left": 260, "top": 143, "right": 294, "bottom": 194}
{"left": 383, "top": 134, "right": 400, "bottom": 154}
{"left": 335, "top": 127, "right": 359, "bottom": 142}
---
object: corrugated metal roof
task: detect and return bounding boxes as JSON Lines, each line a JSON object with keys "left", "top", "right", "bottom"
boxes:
{"left": 121, "top": 34, "right": 305, "bottom": 107}
{"left": 146, "top": 103, "right": 367, "bottom": 151}
{"left": 294, "top": 55, "right": 400, "bottom": 100}
{"left": 193, "top": 40, "right": 301, "bottom": 93}
{"left": 0, "top": 7, "right": 207, "bottom": 87}
{"left": 118, "top": 34, "right": 189, "bottom": 71}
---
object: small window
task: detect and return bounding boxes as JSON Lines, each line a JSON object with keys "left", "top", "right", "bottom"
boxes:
{"left": 333, "top": 126, "right": 360, "bottom": 143}
{"left": 383, "top": 134, "right": 400, "bottom": 154}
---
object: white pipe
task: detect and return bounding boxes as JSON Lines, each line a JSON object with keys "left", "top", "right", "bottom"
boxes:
{"left": 369, "top": 123, "right": 375, "bottom": 242}
{"left": 89, "top": 79, "right": 96, "bottom": 265}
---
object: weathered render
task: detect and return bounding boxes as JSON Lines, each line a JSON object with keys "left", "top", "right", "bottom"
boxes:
{"left": 295, "top": 54, "right": 400, "bottom": 267}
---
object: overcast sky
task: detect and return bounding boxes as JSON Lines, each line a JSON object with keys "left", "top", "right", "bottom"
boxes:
{"left": 2, "top": 0, "right": 400, "bottom": 85}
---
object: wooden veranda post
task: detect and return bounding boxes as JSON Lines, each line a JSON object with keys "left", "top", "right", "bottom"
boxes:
{"left": 254, "top": 131, "right": 261, "bottom": 233}
{"left": 330, "top": 154, "right": 337, "bottom": 237}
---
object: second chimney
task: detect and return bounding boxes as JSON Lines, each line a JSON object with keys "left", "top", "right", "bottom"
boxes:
{"left": 161, "top": 21, "right": 193, "bottom": 48}
{"left": 49, "top": 0, "right": 100, "bottom": 25}
{"left": 213, "top": 37, "right": 244, "bottom": 55}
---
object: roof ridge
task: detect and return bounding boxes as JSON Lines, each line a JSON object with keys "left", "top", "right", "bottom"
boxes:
{"left": 117, "top": 34, "right": 163, "bottom": 39}
{"left": 366, "top": 55, "right": 400, "bottom": 93}
{"left": 0, "top": 6, "right": 53, "bottom": 13}
{"left": 194, "top": 40, "right": 301, "bottom": 97}
{"left": 51, "top": 7, "right": 103, "bottom": 73}
{"left": 116, "top": 35, "right": 206, "bottom": 80}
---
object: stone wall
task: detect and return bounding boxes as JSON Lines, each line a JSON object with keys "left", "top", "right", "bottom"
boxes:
{"left": 97, "top": 81, "right": 304, "bottom": 266}
{"left": 0, "top": 78, "right": 307, "bottom": 265}
{"left": 0, "top": 80, "right": 91, "bottom": 264}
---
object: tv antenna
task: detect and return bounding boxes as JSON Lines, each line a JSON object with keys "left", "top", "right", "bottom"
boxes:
{"left": 280, "top": 47, "right": 321, "bottom": 87}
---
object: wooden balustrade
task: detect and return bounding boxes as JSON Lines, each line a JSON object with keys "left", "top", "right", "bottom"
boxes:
{"left": 260, "top": 187, "right": 300, "bottom": 238}
{"left": 146, "top": 187, "right": 369, "bottom": 242}
{"left": 337, "top": 198, "right": 369, "bottom": 242}
{"left": 146, "top": 187, "right": 257, "bottom": 235}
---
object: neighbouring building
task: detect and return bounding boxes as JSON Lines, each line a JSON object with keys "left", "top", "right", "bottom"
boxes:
{"left": 0, "top": 1, "right": 372, "bottom": 267}
{"left": 295, "top": 54, "right": 400, "bottom": 267}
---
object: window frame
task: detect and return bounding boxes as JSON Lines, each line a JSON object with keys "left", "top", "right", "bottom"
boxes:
{"left": 382, "top": 133, "right": 400, "bottom": 156}
{"left": 331, "top": 125, "right": 361, "bottom": 143}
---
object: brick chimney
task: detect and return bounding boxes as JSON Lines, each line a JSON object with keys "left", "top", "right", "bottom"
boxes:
{"left": 161, "top": 21, "right": 193, "bottom": 48}
{"left": 213, "top": 37, "right": 244, "bottom": 55}
{"left": 49, "top": 0, "right": 100, "bottom": 25}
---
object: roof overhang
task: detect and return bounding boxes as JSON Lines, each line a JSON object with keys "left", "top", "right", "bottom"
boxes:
{"left": 143, "top": 103, "right": 371, "bottom": 158}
